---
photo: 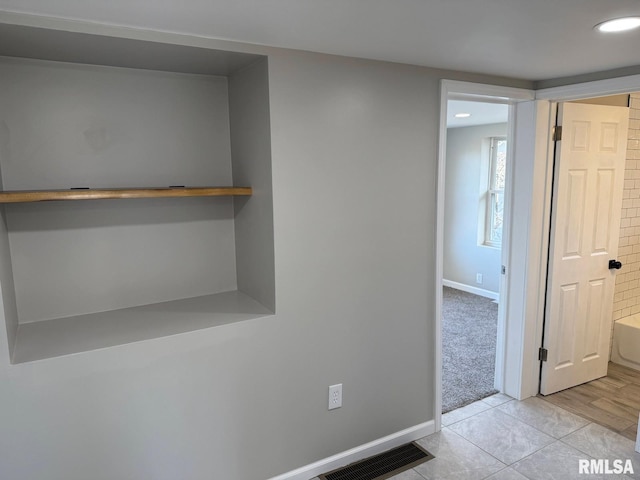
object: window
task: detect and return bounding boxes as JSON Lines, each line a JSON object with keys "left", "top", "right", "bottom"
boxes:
{"left": 484, "top": 137, "right": 507, "bottom": 247}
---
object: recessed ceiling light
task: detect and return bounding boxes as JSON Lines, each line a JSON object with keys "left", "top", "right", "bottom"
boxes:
{"left": 595, "top": 17, "right": 640, "bottom": 33}
{"left": 454, "top": 113, "right": 471, "bottom": 118}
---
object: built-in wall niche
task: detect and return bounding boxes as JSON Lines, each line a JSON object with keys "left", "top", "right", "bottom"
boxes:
{"left": 0, "top": 25, "right": 275, "bottom": 363}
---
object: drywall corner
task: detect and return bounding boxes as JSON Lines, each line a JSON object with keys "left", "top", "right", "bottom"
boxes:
{"left": 0, "top": 208, "right": 18, "bottom": 362}
{"left": 0, "top": 119, "right": 17, "bottom": 360}
{"left": 229, "top": 57, "right": 275, "bottom": 312}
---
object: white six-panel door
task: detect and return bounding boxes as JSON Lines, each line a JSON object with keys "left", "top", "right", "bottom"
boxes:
{"left": 540, "top": 102, "right": 629, "bottom": 395}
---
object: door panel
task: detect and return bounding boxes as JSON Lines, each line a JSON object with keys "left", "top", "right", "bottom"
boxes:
{"left": 540, "top": 102, "right": 629, "bottom": 395}
{"left": 564, "top": 170, "right": 586, "bottom": 256}
{"left": 584, "top": 279, "right": 604, "bottom": 358}
{"left": 593, "top": 169, "right": 614, "bottom": 252}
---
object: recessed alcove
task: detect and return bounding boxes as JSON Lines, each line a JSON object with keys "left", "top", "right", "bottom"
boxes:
{"left": 0, "top": 24, "right": 275, "bottom": 363}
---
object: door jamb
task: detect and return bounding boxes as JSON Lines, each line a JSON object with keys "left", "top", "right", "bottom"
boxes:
{"left": 436, "top": 80, "right": 534, "bottom": 430}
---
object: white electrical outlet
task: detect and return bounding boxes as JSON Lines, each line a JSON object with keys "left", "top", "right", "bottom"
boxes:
{"left": 328, "top": 384, "right": 342, "bottom": 410}
{"left": 476, "top": 273, "right": 483, "bottom": 284}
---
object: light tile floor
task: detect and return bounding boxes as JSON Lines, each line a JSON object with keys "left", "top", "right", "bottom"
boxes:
{"left": 311, "top": 393, "right": 640, "bottom": 480}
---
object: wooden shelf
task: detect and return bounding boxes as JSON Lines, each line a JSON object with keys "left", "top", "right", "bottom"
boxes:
{"left": 0, "top": 186, "right": 252, "bottom": 203}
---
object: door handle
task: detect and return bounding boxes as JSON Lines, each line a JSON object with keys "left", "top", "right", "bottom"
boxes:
{"left": 609, "top": 259, "right": 623, "bottom": 270}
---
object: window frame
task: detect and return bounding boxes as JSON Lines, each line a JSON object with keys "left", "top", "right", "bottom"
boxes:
{"left": 483, "top": 136, "right": 507, "bottom": 248}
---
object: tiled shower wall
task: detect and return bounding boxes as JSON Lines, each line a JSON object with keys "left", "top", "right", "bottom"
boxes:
{"left": 611, "top": 92, "right": 640, "bottom": 356}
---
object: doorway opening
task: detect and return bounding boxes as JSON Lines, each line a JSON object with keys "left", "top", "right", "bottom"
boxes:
{"left": 538, "top": 92, "right": 640, "bottom": 438}
{"left": 441, "top": 99, "right": 508, "bottom": 412}
{"left": 435, "top": 80, "right": 535, "bottom": 431}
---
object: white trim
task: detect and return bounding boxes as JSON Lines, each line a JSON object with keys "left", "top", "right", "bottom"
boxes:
{"left": 436, "top": 80, "right": 534, "bottom": 431}
{"left": 518, "top": 100, "right": 555, "bottom": 399}
{"left": 494, "top": 104, "right": 517, "bottom": 393}
{"left": 434, "top": 82, "right": 447, "bottom": 433}
{"left": 442, "top": 279, "right": 499, "bottom": 301}
{"left": 445, "top": 80, "right": 536, "bottom": 102}
{"left": 536, "top": 74, "right": 640, "bottom": 101}
{"left": 267, "top": 421, "right": 435, "bottom": 480}
{"left": 496, "top": 100, "right": 550, "bottom": 400}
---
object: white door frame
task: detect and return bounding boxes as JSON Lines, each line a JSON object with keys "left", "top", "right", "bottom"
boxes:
{"left": 435, "top": 80, "right": 534, "bottom": 430}
{"left": 518, "top": 75, "right": 640, "bottom": 398}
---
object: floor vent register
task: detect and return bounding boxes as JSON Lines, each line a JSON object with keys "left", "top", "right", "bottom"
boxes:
{"left": 319, "top": 441, "right": 434, "bottom": 480}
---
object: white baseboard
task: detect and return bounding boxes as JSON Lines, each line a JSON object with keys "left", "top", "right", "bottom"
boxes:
{"left": 442, "top": 279, "right": 499, "bottom": 301}
{"left": 267, "top": 420, "right": 435, "bottom": 480}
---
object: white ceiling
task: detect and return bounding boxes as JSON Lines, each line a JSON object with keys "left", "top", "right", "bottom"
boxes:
{"left": 447, "top": 101, "right": 508, "bottom": 128}
{"left": 1, "top": 0, "right": 640, "bottom": 81}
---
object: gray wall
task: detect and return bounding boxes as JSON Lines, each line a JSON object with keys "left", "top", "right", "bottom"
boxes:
{"left": 0, "top": 58, "right": 235, "bottom": 190}
{"left": 0, "top": 32, "right": 532, "bottom": 480}
{"left": 265, "top": 51, "right": 436, "bottom": 474}
{"left": 444, "top": 123, "right": 507, "bottom": 294}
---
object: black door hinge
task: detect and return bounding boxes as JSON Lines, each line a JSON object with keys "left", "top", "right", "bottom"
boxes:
{"left": 553, "top": 126, "right": 562, "bottom": 142}
{"left": 539, "top": 348, "right": 548, "bottom": 362}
